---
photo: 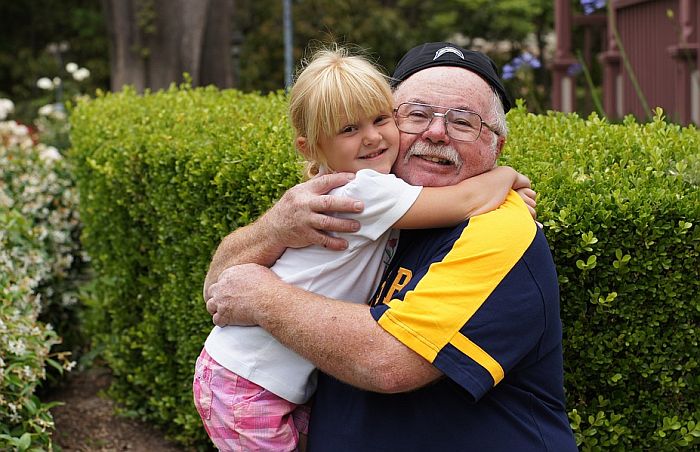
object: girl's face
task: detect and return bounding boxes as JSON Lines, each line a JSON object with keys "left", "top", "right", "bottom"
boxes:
{"left": 317, "top": 111, "right": 400, "bottom": 174}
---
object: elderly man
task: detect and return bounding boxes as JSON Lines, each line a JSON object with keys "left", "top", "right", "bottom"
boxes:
{"left": 205, "top": 42, "right": 577, "bottom": 451}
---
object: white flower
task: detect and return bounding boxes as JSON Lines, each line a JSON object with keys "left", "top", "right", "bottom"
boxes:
{"left": 0, "top": 189, "right": 12, "bottom": 208}
{"left": 8, "top": 339, "right": 26, "bottom": 356}
{"left": 51, "top": 230, "right": 68, "bottom": 243}
{"left": 50, "top": 106, "right": 67, "bottom": 121}
{"left": 0, "top": 98, "right": 14, "bottom": 120}
{"left": 39, "top": 146, "right": 62, "bottom": 163}
{"left": 52, "top": 77, "right": 62, "bottom": 87}
{"left": 38, "top": 104, "right": 54, "bottom": 117}
{"left": 72, "top": 67, "right": 90, "bottom": 82}
{"left": 13, "top": 123, "right": 29, "bottom": 137}
{"left": 65, "top": 62, "right": 78, "bottom": 73}
{"left": 61, "top": 292, "right": 77, "bottom": 306}
{"left": 37, "top": 77, "right": 54, "bottom": 90}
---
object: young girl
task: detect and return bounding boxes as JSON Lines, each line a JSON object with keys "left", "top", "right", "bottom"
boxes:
{"left": 194, "top": 47, "right": 533, "bottom": 451}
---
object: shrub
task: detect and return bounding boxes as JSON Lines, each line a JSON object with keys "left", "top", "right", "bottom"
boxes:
{"left": 0, "top": 119, "right": 81, "bottom": 449}
{"left": 70, "top": 88, "right": 699, "bottom": 450}
{"left": 69, "top": 85, "right": 301, "bottom": 446}
{"left": 505, "top": 103, "right": 699, "bottom": 451}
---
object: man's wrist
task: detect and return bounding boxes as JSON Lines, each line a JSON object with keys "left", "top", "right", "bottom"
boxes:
{"left": 251, "top": 278, "right": 283, "bottom": 328}
{"left": 254, "top": 213, "right": 288, "bottom": 262}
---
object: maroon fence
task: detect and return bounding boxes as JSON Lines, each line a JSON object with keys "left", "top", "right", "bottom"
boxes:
{"left": 552, "top": 0, "right": 699, "bottom": 125}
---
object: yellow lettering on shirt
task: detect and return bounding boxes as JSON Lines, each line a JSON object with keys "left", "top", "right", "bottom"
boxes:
{"left": 371, "top": 281, "right": 386, "bottom": 306}
{"left": 381, "top": 267, "right": 412, "bottom": 305}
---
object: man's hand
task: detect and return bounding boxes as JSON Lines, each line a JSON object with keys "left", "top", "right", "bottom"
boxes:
{"left": 203, "top": 172, "right": 364, "bottom": 298}
{"left": 261, "top": 172, "right": 364, "bottom": 251}
{"left": 205, "top": 264, "right": 442, "bottom": 393}
{"left": 206, "top": 264, "right": 278, "bottom": 326}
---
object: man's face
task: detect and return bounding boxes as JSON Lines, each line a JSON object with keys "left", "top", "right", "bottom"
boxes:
{"left": 391, "top": 67, "right": 503, "bottom": 187}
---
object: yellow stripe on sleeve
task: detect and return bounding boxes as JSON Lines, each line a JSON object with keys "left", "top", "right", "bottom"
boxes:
{"left": 451, "top": 332, "right": 504, "bottom": 385}
{"left": 377, "top": 191, "right": 537, "bottom": 365}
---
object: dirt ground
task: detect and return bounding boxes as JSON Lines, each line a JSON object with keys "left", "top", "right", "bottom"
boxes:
{"left": 47, "top": 367, "right": 184, "bottom": 451}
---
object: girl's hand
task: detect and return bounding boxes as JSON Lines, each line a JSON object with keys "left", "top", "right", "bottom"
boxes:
{"left": 516, "top": 187, "right": 537, "bottom": 220}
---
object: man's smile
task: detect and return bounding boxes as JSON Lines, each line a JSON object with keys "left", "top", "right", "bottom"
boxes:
{"left": 403, "top": 141, "right": 463, "bottom": 171}
{"left": 416, "top": 155, "right": 453, "bottom": 165}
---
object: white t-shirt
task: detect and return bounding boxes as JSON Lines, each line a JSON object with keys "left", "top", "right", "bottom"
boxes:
{"left": 204, "top": 169, "right": 422, "bottom": 403}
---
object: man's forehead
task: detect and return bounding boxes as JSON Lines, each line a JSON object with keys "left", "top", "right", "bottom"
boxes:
{"left": 397, "top": 66, "right": 489, "bottom": 86}
{"left": 401, "top": 97, "right": 478, "bottom": 112}
{"left": 393, "top": 67, "right": 491, "bottom": 106}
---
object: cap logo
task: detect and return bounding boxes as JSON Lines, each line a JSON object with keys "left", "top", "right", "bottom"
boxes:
{"left": 433, "top": 46, "right": 464, "bottom": 61}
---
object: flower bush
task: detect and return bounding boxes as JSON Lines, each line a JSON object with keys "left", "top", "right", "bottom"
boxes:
{"left": 502, "top": 51, "right": 544, "bottom": 113}
{"left": 502, "top": 51, "right": 541, "bottom": 80}
{"left": 581, "top": 0, "right": 607, "bottom": 15}
{"left": 0, "top": 106, "right": 84, "bottom": 449}
{"left": 34, "top": 61, "right": 92, "bottom": 151}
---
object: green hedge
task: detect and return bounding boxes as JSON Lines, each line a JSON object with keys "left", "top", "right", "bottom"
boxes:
{"left": 70, "top": 87, "right": 699, "bottom": 450}
{"left": 505, "top": 104, "right": 699, "bottom": 450}
{"left": 69, "top": 85, "right": 302, "bottom": 447}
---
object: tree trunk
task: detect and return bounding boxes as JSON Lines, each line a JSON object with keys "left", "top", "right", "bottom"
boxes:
{"left": 102, "top": 0, "right": 234, "bottom": 92}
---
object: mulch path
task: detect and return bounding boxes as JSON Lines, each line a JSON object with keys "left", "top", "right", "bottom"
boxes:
{"left": 46, "top": 367, "right": 184, "bottom": 451}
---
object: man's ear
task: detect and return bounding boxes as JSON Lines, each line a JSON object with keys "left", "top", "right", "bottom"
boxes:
{"left": 295, "top": 137, "right": 311, "bottom": 158}
{"left": 495, "top": 136, "right": 506, "bottom": 158}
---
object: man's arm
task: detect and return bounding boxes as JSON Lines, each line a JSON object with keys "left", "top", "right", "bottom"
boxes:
{"left": 203, "top": 172, "right": 364, "bottom": 298}
{"left": 207, "top": 264, "right": 442, "bottom": 393}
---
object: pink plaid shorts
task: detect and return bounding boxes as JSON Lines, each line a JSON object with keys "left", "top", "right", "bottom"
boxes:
{"left": 193, "top": 348, "right": 311, "bottom": 452}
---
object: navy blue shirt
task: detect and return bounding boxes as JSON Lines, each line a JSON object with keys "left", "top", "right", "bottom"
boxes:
{"left": 308, "top": 193, "right": 577, "bottom": 451}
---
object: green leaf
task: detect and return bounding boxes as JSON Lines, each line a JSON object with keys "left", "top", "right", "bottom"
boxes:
{"left": 18, "top": 433, "right": 32, "bottom": 451}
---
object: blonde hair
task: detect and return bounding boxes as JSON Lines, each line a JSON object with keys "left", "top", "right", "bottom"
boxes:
{"left": 289, "top": 46, "right": 394, "bottom": 177}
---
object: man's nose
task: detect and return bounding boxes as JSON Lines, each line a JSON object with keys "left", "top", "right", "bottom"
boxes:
{"left": 422, "top": 116, "right": 450, "bottom": 145}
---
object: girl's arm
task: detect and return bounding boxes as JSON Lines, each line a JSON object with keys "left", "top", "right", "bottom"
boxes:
{"left": 393, "top": 166, "right": 534, "bottom": 229}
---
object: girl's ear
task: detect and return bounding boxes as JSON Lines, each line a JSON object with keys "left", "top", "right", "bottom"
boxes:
{"left": 296, "top": 137, "right": 311, "bottom": 158}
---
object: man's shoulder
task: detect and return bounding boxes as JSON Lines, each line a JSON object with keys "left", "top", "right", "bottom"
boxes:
{"left": 453, "top": 191, "right": 537, "bottom": 247}
{"left": 396, "top": 192, "right": 538, "bottom": 260}
{"left": 472, "top": 190, "right": 534, "bottom": 229}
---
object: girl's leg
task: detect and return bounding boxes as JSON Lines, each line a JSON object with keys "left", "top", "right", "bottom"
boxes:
{"left": 193, "top": 348, "right": 300, "bottom": 451}
{"left": 292, "top": 400, "right": 312, "bottom": 452}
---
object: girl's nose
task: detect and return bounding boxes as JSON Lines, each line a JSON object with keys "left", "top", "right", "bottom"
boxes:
{"left": 363, "top": 126, "right": 382, "bottom": 146}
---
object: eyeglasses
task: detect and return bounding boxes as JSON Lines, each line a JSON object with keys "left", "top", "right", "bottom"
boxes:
{"left": 393, "top": 102, "right": 500, "bottom": 142}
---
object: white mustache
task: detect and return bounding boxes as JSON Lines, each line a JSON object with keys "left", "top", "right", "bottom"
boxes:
{"left": 404, "top": 141, "right": 463, "bottom": 172}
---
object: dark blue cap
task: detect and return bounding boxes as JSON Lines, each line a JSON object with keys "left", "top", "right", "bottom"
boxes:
{"left": 391, "top": 42, "right": 513, "bottom": 113}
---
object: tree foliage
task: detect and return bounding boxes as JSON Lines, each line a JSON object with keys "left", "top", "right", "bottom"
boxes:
{"left": 0, "top": 0, "right": 109, "bottom": 122}
{"left": 1, "top": 0, "right": 555, "bottom": 107}
{"left": 234, "top": 0, "right": 553, "bottom": 92}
